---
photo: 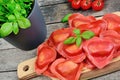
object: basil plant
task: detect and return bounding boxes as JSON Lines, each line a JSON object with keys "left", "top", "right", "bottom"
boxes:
{"left": 0, "top": 0, "right": 33, "bottom": 38}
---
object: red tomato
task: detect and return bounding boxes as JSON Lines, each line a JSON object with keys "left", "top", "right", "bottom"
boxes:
{"left": 50, "top": 58, "right": 84, "bottom": 80}
{"left": 77, "top": 20, "right": 107, "bottom": 36}
{"left": 92, "top": 0, "right": 104, "bottom": 11}
{"left": 48, "top": 28, "right": 73, "bottom": 47}
{"left": 80, "top": 0, "right": 92, "bottom": 10}
{"left": 102, "top": 13, "right": 120, "bottom": 33}
{"left": 71, "top": 0, "right": 81, "bottom": 9}
{"left": 69, "top": 13, "right": 96, "bottom": 27}
{"left": 83, "top": 37, "right": 114, "bottom": 69}
{"left": 68, "top": 0, "right": 73, "bottom": 2}
{"left": 57, "top": 42, "right": 86, "bottom": 63}
{"left": 35, "top": 42, "right": 57, "bottom": 75}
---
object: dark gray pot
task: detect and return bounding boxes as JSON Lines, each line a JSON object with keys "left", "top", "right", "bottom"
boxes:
{"left": 4, "top": 0, "right": 47, "bottom": 50}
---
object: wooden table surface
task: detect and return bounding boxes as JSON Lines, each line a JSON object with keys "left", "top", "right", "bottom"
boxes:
{"left": 0, "top": 0, "right": 120, "bottom": 80}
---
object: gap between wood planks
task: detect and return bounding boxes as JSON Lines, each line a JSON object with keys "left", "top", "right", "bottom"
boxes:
{"left": 0, "top": 70, "right": 16, "bottom": 73}
{"left": 39, "top": 1, "right": 68, "bottom": 7}
{"left": 46, "top": 15, "right": 103, "bottom": 25}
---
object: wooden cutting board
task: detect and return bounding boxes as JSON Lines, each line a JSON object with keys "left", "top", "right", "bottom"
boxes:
{"left": 17, "top": 11, "right": 120, "bottom": 80}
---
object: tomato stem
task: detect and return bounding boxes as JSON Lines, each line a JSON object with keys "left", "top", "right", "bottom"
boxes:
{"left": 97, "top": 0, "right": 101, "bottom": 6}
{"left": 86, "top": 0, "right": 89, "bottom": 4}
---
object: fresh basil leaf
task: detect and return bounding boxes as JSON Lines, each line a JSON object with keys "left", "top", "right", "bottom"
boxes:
{"left": 0, "top": 11, "right": 4, "bottom": 15}
{"left": 20, "top": 9, "right": 26, "bottom": 15}
{"left": 24, "top": 0, "right": 33, "bottom": 2}
{"left": 18, "top": 17, "right": 31, "bottom": 29}
{"left": 7, "top": 3, "right": 16, "bottom": 11}
{"left": 0, "top": 5, "right": 8, "bottom": 13}
{"left": 61, "top": 13, "right": 72, "bottom": 23}
{"left": 14, "top": 11, "right": 21, "bottom": 19}
{"left": 0, "top": 22, "right": 13, "bottom": 37}
{"left": 0, "top": 0, "right": 3, "bottom": 4}
{"left": 81, "top": 30, "right": 95, "bottom": 40}
{"left": 15, "top": 4, "right": 21, "bottom": 11}
{"left": 13, "top": 22, "right": 19, "bottom": 35}
{"left": 64, "top": 37, "right": 76, "bottom": 44}
{"left": 3, "top": 0, "right": 10, "bottom": 3}
{"left": 0, "top": 16, "right": 7, "bottom": 22}
{"left": 73, "top": 29, "right": 80, "bottom": 35}
{"left": 7, "top": 15, "right": 16, "bottom": 21}
{"left": 76, "top": 37, "right": 82, "bottom": 47}
{"left": 10, "top": 0, "right": 15, "bottom": 3}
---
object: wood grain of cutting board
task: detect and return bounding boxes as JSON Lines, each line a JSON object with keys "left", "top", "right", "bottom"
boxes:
{"left": 17, "top": 12, "right": 120, "bottom": 80}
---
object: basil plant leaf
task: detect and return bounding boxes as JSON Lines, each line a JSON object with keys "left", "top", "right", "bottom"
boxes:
{"left": 0, "top": 11, "right": 4, "bottom": 15}
{"left": 64, "top": 37, "right": 76, "bottom": 44}
{"left": 0, "top": 22, "right": 13, "bottom": 37}
{"left": 61, "top": 13, "right": 72, "bottom": 23}
{"left": 0, "top": 16, "right": 6, "bottom": 22}
{"left": 7, "top": 15, "right": 16, "bottom": 21}
{"left": 81, "top": 30, "right": 95, "bottom": 40}
{"left": 24, "top": 0, "right": 33, "bottom": 2}
{"left": 20, "top": 9, "right": 26, "bottom": 15}
{"left": 76, "top": 37, "right": 82, "bottom": 47}
{"left": 73, "top": 29, "right": 80, "bottom": 35}
{"left": 0, "top": 0, "right": 3, "bottom": 4}
{"left": 15, "top": 4, "right": 21, "bottom": 11}
{"left": 7, "top": 3, "right": 16, "bottom": 11}
{"left": 14, "top": 11, "right": 21, "bottom": 19}
{"left": 13, "top": 22, "right": 19, "bottom": 35}
{"left": 18, "top": 17, "right": 31, "bottom": 29}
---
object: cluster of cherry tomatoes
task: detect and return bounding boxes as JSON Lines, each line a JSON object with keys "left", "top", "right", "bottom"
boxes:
{"left": 68, "top": 0, "right": 104, "bottom": 11}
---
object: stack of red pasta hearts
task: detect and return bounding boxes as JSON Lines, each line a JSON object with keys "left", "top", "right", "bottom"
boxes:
{"left": 35, "top": 13, "right": 120, "bottom": 80}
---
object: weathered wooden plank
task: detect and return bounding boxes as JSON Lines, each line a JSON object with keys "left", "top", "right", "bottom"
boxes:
{"left": 0, "top": 48, "right": 36, "bottom": 71}
{"left": 0, "top": 71, "right": 17, "bottom": 80}
{"left": 0, "top": 70, "right": 120, "bottom": 80}
{"left": 0, "top": 71, "right": 50, "bottom": 80}
{"left": 0, "top": 39, "right": 15, "bottom": 50}
{"left": 38, "top": 0, "right": 66, "bottom": 6}
{"left": 0, "top": 23, "right": 66, "bottom": 50}
{"left": 40, "top": 0, "right": 120, "bottom": 24}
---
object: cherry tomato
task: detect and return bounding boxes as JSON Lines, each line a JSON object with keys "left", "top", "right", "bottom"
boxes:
{"left": 71, "top": 0, "right": 81, "bottom": 9}
{"left": 80, "top": 0, "right": 92, "bottom": 10}
{"left": 92, "top": 0, "right": 104, "bottom": 11}
{"left": 68, "top": 0, "right": 73, "bottom": 2}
